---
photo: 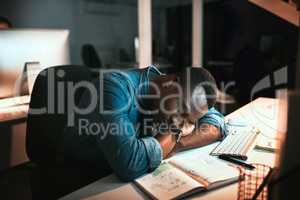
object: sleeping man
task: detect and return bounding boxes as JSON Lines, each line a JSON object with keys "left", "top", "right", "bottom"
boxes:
{"left": 64, "top": 65, "right": 227, "bottom": 181}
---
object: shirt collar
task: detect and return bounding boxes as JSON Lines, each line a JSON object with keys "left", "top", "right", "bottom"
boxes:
{"left": 139, "top": 65, "right": 164, "bottom": 95}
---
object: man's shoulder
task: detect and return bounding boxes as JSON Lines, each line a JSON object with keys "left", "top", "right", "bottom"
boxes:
{"left": 90, "top": 69, "right": 140, "bottom": 100}
{"left": 102, "top": 69, "right": 140, "bottom": 85}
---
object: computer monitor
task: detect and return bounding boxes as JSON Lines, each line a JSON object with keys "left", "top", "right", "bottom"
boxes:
{"left": 0, "top": 29, "right": 70, "bottom": 98}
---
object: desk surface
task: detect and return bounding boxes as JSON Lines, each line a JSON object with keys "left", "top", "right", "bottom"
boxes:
{"left": 60, "top": 98, "right": 279, "bottom": 200}
{"left": 0, "top": 105, "right": 28, "bottom": 124}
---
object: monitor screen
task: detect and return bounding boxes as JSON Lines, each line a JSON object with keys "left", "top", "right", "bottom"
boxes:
{"left": 0, "top": 29, "right": 70, "bottom": 98}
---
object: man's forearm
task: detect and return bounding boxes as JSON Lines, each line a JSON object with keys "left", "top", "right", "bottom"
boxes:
{"left": 155, "top": 133, "right": 177, "bottom": 159}
{"left": 177, "top": 123, "right": 222, "bottom": 151}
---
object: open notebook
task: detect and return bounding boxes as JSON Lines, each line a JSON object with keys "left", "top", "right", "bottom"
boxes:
{"left": 135, "top": 154, "right": 240, "bottom": 200}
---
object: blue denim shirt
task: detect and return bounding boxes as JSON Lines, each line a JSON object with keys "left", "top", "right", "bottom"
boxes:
{"left": 64, "top": 66, "right": 227, "bottom": 181}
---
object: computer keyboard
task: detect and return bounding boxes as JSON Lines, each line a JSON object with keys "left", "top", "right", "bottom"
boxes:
{"left": 0, "top": 95, "right": 31, "bottom": 108}
{"left": 210, "top": 126, "right": 261, "bottom": 160}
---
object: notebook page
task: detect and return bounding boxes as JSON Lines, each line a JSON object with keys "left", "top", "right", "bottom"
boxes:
{"left": 169, "top": 154, "right": 239, "bottom": 184}
{"left": 135, "top": 163, "right": 203, "bottom": 200}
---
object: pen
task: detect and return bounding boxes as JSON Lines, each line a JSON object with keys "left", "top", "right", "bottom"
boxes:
{"left": 218, "top": 154, "right": 256, "bottom": 170}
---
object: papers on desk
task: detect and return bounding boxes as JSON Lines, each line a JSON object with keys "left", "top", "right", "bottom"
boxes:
{"left": 136, "top": 163, "right": 203, "bottom": 200}
{"left": 255, "top": 136, "right": 277, "bottom": 152}
{"left": 170, "top": 154, "right": 240, "bottom": 187}
{"left": 135, "top": 154, "right": 240, "bottom": 200}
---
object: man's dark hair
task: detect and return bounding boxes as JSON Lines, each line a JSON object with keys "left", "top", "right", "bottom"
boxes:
{"left": 178, "top": 67, "right": 218, "bottom": 110}
{"left": 0, "top": 16, "right": 12, "bottom": 28}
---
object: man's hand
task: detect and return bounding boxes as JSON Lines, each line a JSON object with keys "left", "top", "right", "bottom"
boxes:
{"left": 155, "top": 123, "right": 221, "bottom": 159}
{"left": 181, "top": 123, "right": 195, "bottom": 136}
{"left": 155, "top": 132, "right": 177, "bottom": 159}
{"left": 170, "top": 123, "right": 222, "bottom": 156}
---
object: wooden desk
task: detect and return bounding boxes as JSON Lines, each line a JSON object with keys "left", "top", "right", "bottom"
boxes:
{"left": 0, "top": 105, "right": 29, "bottom": 171}
{"left": 60, "top": 98, "right": 279, "bottom": 200}
{"left": 0, "top": 105, "right": 28, "bottom": 124}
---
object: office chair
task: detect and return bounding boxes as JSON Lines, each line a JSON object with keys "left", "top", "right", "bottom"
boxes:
{"left": 26, "top": 65, "right": 111, "bottom": 200}
{"left": 81, "top": 44, "right": 102, "bottom": 69}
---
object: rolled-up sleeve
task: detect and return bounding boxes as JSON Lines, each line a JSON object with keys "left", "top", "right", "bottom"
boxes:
{"left": 140, "top": 137, "right": 163, "bottom": 170}
{"left": 198, "top": 107, "right": 228, "bottom": 139}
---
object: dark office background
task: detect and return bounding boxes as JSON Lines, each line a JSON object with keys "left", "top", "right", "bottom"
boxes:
{"left": 1, "top": 0, "right": 297, "bottom": 88}
{"left": 152, "top": 0, "right": 298, "bottom": 92}
{"left": 0, "top": 0, "right": 139, "bottom": 66}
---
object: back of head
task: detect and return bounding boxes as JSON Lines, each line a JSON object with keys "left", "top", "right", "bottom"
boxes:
{"left": 81, "top": 44, "right": 102, "bottom": 69}
{"left": 0, "top": 16, "right": 12, "bottom": 29}
{"left": 177, "top": 67, "right": 218, "bottom": 111}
